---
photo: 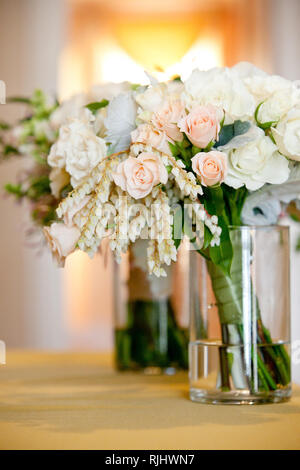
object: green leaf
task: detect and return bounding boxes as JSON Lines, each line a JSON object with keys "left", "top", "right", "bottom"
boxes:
{"left": 290, "top": 213, "right": 300, "bottom": 223}
{"left": 0, "top": 121, "right": 11, "bottom": 130}
{"left": 199, "top": 185, "right": 233, "bottom": 275}
{"left": 4, "top": 145, "right": 20, "bottom": 156}
{"left": 201, "top": 185, "right": 225, "bottom": 216}
{"left": 233, "top": 120, "right": 250, "bottom": 136}
{"left": 215, "top": 123, "right": 234, "bottom": 147}
{"left": 191, "top": 145, "right": 202, "bottom": 156}
{"left": 7, "top": 96, "right": 31, "bottom": 104}
{"left": 85, "top": 99, "right": 109, "bottom": 114}
{"left": 222, "top": 184, "right": 248, "bottom": 226}
{"left": 203, "top": 225, "right": 213, "bottom": 250}
{"left": 27, "top": 175, "right": 51, "bottom": 200}
{"left": 209, "top": 217, "right": 233, "bottom": 276}
{"left": 172, "top": 207, "right": 183, "bottom": 249}
{"left": 168, "top": 141, "right": 180, "bottom": 158}
{"left": 131, "top": 83, "right": 141, "bottom": 91}
{"left": 215, "top": 120, "right": 250, "bottom": 147}
{"left": 254, "top": 101, "right": 278, "bottom": 130}
{"left": 4, "top": 183, "right": 24, "bottom": 198}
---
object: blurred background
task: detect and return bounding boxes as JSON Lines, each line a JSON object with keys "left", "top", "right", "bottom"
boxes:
{"left": 0, "top": 0, "right": 299, "bottom": 380}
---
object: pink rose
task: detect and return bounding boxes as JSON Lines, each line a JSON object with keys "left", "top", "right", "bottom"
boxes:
{"left": 43, "top": 222, "right": 80, "bottom": 266}
{"left": 152, "top": 100, "right": 185, "bottom": 142}
{"left": 131, "top": 124, "right": 172, "bottom": 156}
{"left": 191, "top": 151, "right": 227, "bottom": 187}
{"left": 113, "top": 152, "right": 168, "bottom": 199}
{"left": 178, "top": 104, "right": 221, "bottom": 148}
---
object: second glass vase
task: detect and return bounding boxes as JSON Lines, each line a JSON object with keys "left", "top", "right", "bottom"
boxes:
{"left": 113, "top": 239, "right": 189, "bottom": 373}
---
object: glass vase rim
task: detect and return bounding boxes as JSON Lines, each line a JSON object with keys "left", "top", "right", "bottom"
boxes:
{"left": 228, "top": 224, "right": 289, "bottom": 232}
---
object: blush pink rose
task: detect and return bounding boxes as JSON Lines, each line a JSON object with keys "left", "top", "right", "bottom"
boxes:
{"left": 178, "top": 104, "right": 222, "bottom": 148}
{"left": 44, "top": 222, "right": 80, "bottom": 266}
{"left": 191, "top": 151, "right": 227, "bottom": 187}
{"left": 151, "top": 100, "right": 186, "bottom": 142}
{"left": 131, "top": 124, "right": 172, "bottom": 156}
{"left": 113, "top": 152, "right": 168, "bottom": 199}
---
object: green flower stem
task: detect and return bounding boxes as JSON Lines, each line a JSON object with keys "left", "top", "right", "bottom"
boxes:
{"left": 256, "top": 351, "right": 277, "bottom": 390}
{"left": 115, "top": 299, "right": 188, "bottom": 371}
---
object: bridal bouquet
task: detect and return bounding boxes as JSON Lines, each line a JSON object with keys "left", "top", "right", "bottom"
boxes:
{"left": 3, "top": 62, "right": 300, "bottom": 383}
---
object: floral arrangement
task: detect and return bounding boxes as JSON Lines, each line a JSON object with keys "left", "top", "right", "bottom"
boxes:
{"left": 2, "top": 62, "right": 300, "bottom": 380}
{"left": 3, "top": 63, "right": 300, "bottom": 276}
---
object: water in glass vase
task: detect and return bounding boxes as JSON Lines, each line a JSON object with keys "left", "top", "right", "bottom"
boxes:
{"left": 189, "top": 339, "right": 291, "bottom": 404}
{"left": 115, "top": 298, "right": 188, "bottom": 373}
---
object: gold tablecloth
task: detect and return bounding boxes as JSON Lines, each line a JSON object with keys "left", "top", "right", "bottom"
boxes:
{"left": 0, "top": 351, "right": 299, "bottom": 450}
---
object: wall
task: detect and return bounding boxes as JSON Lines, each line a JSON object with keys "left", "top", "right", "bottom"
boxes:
{"left": 270, "top": 0, "right": 300, "bottom": 383}
{"left": 0, "top": 0, "right": 67, "bottom": 349}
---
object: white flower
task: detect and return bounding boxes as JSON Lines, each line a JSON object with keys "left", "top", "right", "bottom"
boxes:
{"left": 244, "top": 73, "right": 296, "bottom": 103}
{"left": 104, "top": 92, "right": 137, "bottom": 152}
{"left": 135, "top": 81, "right": 184, "bottom": 122}
{"left": 48, "top": 119, "right": 107, "bottom": 187}
{"left": 272, "top": 108, "right": 300, "bottom": 161}
{"left": 220, "top": 127, "right": 290, "bottom": 190}
{"left": 135, "top": 84, "right": 166, "bottom": 113}
{"left": 90, "top": 82, "right": 131, "bottom": 101}
{"left": 183, "top": 67, "right": 255, "bottom": 120}
{"left": 43, "top": 222, "right": 80, "bottom": 267}
{"left": 49, "top": 167, "right": 70, "bottom": 198}
{"left": 33, "top": 119, "right": 56, "bottom": 141}
{"left": 50, "top": 93, "right": 90, "bottom": 129}
{"left": 257, "top": 88, "right": 300, "bottom": 124}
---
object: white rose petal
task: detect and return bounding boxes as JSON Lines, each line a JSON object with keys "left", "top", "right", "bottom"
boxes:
{"left": 272, "top": 107, "right": 300, "bottom": 161}
{"left": 223, "top": 130, "right": 290, "bottom": 190}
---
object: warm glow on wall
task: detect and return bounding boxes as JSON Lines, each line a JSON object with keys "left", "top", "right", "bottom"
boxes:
{"left": 111, "top": 17, "right": 206, "bottom": 71}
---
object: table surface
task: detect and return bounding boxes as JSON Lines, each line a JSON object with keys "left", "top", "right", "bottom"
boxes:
{"left": 0, "top": 351, "right": 299, "bottom": 450}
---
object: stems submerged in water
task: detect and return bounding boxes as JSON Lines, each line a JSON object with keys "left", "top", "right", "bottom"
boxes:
{"left": 115, "top": 299, "right": 188, "bottom": 371}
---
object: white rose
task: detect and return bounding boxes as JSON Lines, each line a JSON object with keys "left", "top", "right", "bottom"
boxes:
{"left": 183, "top": 67, "right": 255, "bottom": 121}
{"left": 231, "top": 61, "right": 266, "bottom": 79}
{"left": 244, "top": 73, "right": 296, "bottom": 103}
{"left": 220, "top": 127, "right": 290, "bottom": 190}
{"left": 272, "top": 108, "right": 300, "bottom": 161}
{"left": 257, "top": 88, "right": 300, "bottom": 124}
{"left": 48, "top": 119, "right": 107, "bottom": 187}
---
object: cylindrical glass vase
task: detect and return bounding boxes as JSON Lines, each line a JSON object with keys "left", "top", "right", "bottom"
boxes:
{"left": 113, "top": 239, "right": 189, "bottom": 373}
{"left": 189, "top": 225, "right": 291, "bottom": 404}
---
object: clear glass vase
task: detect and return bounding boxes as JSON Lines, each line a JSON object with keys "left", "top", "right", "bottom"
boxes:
{"left": 189, "top": 225, "right": 291, "bottom": 404}
{"left": 113, "top": 239, "right": 189, "bottom": 374}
